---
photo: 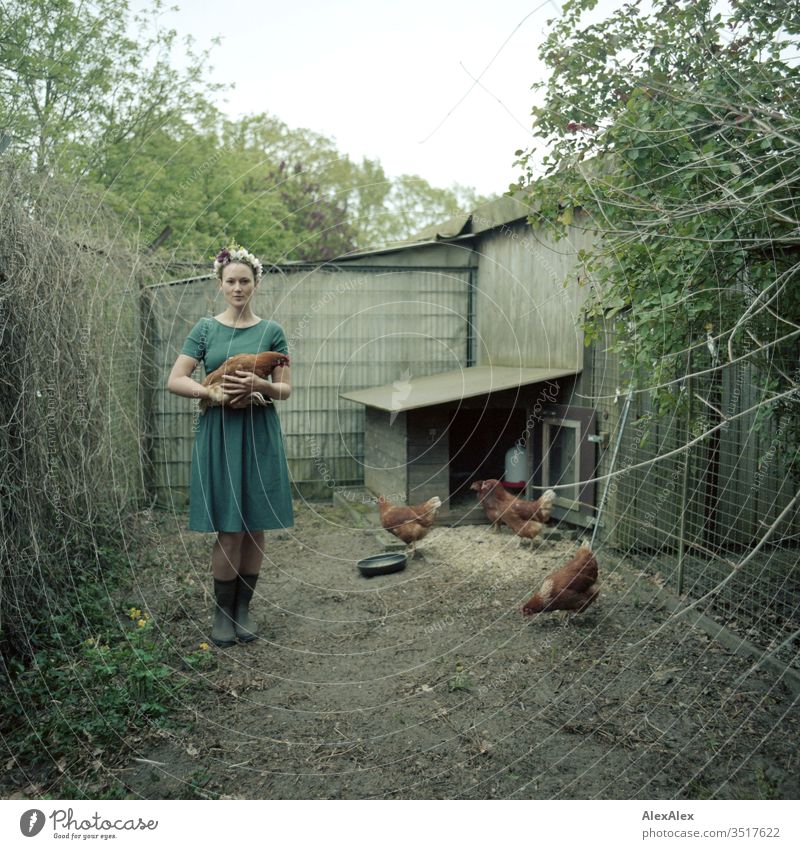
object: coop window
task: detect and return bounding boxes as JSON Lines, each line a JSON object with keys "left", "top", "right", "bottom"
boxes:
{"left": 542, "top": 418, "right": 581, "bottom": 504}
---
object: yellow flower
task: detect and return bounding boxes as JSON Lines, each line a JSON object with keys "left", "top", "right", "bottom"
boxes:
{"left": 199, "top": 642, "right": 210, "bottom": 652}
{"left": 128, "top": 607, "right": 142, "bottom": 620}
{"left": 137, "top": 619, "right": 147, "bottom": 628}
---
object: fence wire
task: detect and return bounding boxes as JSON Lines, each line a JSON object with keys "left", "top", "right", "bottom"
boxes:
{"left": 588, "top": 329, "right": 800, "bottom": 672}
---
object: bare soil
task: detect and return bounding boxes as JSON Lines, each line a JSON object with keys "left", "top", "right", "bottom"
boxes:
{"left": 115, "top": 501, "right": 798, "bottom": 799}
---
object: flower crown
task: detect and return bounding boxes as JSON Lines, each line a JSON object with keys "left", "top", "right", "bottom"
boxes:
{"left": 213, "top": 242, "right": 263, "bottom": 283}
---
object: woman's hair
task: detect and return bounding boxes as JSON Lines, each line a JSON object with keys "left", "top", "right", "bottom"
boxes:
{"left": 214, "top": 244, "right": 263, "bottom": 283}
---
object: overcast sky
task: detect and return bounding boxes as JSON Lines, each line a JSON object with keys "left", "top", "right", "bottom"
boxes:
{"left": 133, "top": 0, "right": 624, "bottom": 196}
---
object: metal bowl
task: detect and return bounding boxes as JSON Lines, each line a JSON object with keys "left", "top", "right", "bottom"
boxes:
{"left": 357, "top": 552, "right": 408, "bottom": 578}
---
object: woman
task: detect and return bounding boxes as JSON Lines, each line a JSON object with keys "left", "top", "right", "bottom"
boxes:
{"left": 167, "top": 244, "right": 293, "bottom": 648}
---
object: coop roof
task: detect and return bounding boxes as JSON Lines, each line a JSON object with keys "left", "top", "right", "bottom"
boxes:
{"left": 339, "top": 365, "right": 578, "bottom": 412}
{"left": 331, "top": 192, "right": 539, "bottom": 261}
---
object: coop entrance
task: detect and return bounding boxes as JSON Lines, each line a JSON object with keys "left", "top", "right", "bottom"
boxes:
{"left": 447, "top": 406, "right": 527, "bottom": 508}
{"left": 535, "top": 403, "right": 599, "bottom": 522}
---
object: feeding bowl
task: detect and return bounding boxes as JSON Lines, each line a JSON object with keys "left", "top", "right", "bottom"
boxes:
{"left": 357, "top": 552, "right": 408, "bottom": 578}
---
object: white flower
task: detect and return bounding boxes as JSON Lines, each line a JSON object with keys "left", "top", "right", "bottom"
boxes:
{"left": 214, "top": 244, "right": 263, "bottom": 282}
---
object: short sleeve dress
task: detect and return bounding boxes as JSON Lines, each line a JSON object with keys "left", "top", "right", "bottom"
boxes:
{"left": 180, "top": 317, "right": 294, "bottom": 533}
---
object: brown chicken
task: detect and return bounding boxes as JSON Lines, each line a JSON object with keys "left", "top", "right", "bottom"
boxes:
{"left": 471, "top": 479, "right": 555, "bottom": 546}
{"left": 199, "top": 351, "right": 290, "bottom": 414}
{"left": 511, "top": 488, "right": 556, "bottom": 523}
{"left": 522, "top": 541, "right": 599, "bottom": 620}
{"left": 377, "top": 495, "right": 442, "bottom": 558}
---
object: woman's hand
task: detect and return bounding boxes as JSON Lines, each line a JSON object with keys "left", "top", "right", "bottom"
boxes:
{"left": 221, "top": 370, "right": 266, "bottom": 408}
{"left": 223, "top": 390, "right": 250, "bottom": 409}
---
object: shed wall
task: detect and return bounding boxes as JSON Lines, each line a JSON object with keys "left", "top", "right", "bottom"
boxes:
{"left": 475, "top": 218, "right": 595, "bottom": 370}
{"left": 364, "top": 407, "right": 408, "bottom": 501}
{"left": 407, "top": 407, "right": 451, "bottom": 504}
{"left": 333, "top": 242, "right": 474, "bottom": 268}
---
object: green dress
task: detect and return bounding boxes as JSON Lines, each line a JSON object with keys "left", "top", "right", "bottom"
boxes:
{"left": 180, "top": 317, "right": 294, "bottom": 532}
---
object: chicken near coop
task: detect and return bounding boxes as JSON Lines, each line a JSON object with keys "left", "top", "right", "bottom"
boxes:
{"left": 522, "top": 541, "right": 599, "bottom": 623}
{"left": 511, "top": 489, "right": 556, "bottom": 523}
{"left": 471, "top": 479, "right": 555, "bottom": 546}
{"left": 470, "top": 479, "right": 504, "bottom": 532}
{"left": 377, "top": 495, "right": 442, "bottom": 559}
{"left": 199, "top": 351, "right": 290, "bottom": 414}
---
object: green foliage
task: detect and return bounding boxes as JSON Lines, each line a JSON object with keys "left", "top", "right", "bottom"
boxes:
{"left": 383, "top": 175, "right": 490, "bottom": 245}
{"left": 0, "top": 0, "right": 486, "bottom": 261}
{"left": 94, "top": 110, "right": 488, "bottom": 261}
{"left": 1, "top": 1, "right": 487, "bottom": 263}
{"left": 448, "top": 661, "right": 472, "bottom": 692}
{"left": 514, "top": 0, "right": 799, "bottom": 434}
{"left": 0, "top": 559, "right": 214, "bottom": 797}
{"left": 0, "top": 0, "right": 221, "bottom": 174}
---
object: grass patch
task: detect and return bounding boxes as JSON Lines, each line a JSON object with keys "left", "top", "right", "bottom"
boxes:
{"left": 0, "top": 517, "right": 214, "bottom": 799}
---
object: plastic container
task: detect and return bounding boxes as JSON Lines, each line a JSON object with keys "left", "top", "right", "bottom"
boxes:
{"left": 504, "top": 440, "right": 526, "bottom": 489}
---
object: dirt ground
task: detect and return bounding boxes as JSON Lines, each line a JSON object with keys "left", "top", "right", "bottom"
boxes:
{"left": 113, "top": 500, "right": 798, "bottom": 800}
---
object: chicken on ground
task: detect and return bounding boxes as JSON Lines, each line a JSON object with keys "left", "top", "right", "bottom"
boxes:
{"left": 377, "top": 495, "right": 442, "bottom": 558}
{"left": 522, "top": 541, "right": 599, "bottom": 624}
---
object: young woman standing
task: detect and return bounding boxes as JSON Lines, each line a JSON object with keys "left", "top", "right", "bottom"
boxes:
{"left": 167, "top": 245, "right": 293, "bottom": 647}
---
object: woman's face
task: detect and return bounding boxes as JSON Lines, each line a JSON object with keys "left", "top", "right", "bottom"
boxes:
{"left": 219, "top": 262, "right": 256, "bottom": 307}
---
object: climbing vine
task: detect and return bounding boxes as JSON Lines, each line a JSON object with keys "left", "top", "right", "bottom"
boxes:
{"left": 514, "top": 0, "right": 799, "bottom": 439}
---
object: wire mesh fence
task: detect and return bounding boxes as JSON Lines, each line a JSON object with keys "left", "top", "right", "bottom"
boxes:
{"left": 588, "top": 327, "right": 800, "bottom": 672}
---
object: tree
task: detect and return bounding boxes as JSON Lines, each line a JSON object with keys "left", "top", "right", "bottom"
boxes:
{"left": 217, "top": 115, "right": 359, "bottom": 261}
{"left": 220, "top": 114, "right": 490, "bottom": 250}
{"left": 514, "top": 0, "right": 799, "bottom": 435}
{"left": 0, "top": 1, "right": 489, "bottom": 264}
{"left": 380, "top": 176, "right": 492, "bottom": 246}
{"left": 0, "top": 0, "right": 220, "bottom": 174}
{"left": 96, "top": 109, "right": 488, "bottom": 263}
{"left": 93, "top": 112, "right": 359, "bottom": 262}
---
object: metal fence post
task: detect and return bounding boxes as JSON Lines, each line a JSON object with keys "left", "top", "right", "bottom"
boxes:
{"left": 676, "top": 354, "right": 692, "bottom": 596}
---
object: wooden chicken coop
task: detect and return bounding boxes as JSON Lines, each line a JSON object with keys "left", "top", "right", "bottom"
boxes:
{"left": 340, "top": 366, "right": 599, "bottom": 526}
{"left": 335, "top": 194, "right": 600, "bottom": 527}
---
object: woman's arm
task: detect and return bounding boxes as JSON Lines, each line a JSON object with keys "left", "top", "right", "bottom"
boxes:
{"left": 256, "top": 364, "right": 292, "bottom": 401}
{"left": 167, "top": 354, "right": 212, "bottom": 400}
{"left": 219, "top": 362, "right": 292, "bottom": 405}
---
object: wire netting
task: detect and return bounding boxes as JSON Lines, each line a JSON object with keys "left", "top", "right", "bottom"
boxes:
{"left": 588, "top": 328, "right": 800, "bottom": 672}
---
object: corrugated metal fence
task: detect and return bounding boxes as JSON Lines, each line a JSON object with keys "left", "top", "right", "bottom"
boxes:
{"left": 588, "top": 327, "right": 800, "bottom": 671}
{"left": 145, "top": 264, "right": 470, "bottom": 503}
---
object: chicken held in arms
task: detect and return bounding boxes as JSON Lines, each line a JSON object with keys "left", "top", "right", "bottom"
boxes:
{"left": 199, "top": 351, "right": 290, "bottom": 414}
{"left": 377, "top": 495, "right": 442, "bottom": 558}
{"left": 522, "top": 541, "right": 599, "bottom": 621}
{"left": 471, "top": 479, "right": 554, "bottom": 547}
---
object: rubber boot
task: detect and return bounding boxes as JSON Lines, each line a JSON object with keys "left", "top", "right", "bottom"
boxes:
{"left": 233, "top": 572, "right": 259, "bottom": 642}
{"left": 210, "top": 577, "right": 237, "bottom": 648}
